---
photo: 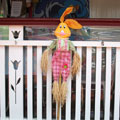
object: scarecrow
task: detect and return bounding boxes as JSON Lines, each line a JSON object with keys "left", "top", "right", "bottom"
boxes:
{"left": 41, "top": 6, "right": 82, "bottom": 120}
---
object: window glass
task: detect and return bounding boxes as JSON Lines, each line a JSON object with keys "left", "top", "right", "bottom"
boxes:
{"left": 24, "top": 25, "right": 56, "bottom": 40}
{"left": 25, "top": 26, "right": 120, "bottom": 41}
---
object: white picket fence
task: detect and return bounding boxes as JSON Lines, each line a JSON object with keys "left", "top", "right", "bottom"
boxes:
{"left": 0, "top": 26, "right": 120, "bottom": 120}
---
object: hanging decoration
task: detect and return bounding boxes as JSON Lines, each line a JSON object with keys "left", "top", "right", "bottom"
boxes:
{"left": 41, "top": 6, "right": 82, "bottom": 120}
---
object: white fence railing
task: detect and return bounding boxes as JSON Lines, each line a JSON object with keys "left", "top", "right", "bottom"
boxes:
{"left": 0, "top": 40, "right": 120, "bottom": 120}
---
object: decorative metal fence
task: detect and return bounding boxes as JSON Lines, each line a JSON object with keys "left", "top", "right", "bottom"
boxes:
{"left": 0, "top": 26, "right": 120, "bottom": 120}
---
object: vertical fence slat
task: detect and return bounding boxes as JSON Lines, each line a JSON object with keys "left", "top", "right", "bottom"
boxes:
{"left": 0, "top": 47, "right": 6, "bottom": 119}
{"left": 47, "top": 53, "right": 52, "bottom": 120}
{"left": 27, "top": 46, "right": 33, "bottom": 120}
{"left": 66, "top": 75, "right": 71, "bottom": 120}
{"left": 104, "top": 47, "right": 112, "bottom": 120}
{"left": 95, "top": 47, "right": 102, "bottom": 120}
{"left": 9, "top": 46, "right": 23, "bottom": 119}
{"left": 75, "top": 47, "right": 82, "bottom": 120}
{"left": 85, "top": 47, "right": 92, "bottom": 120}
{"left": 114, "top": 47, "right": 120, "bottom": 120}
{"left": 37, "top": 47, "right": 42, "bottom": 119}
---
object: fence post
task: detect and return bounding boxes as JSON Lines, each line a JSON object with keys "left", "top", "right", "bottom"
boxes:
{"left": 0, "top": 47, "right": 5, "bottom": 119}
{"left": 9, "top": 25, "right": 24, "bottom": 119}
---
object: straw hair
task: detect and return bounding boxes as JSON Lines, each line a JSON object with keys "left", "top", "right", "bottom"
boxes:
{"left": 60, "top": 81, "right": 68, "bottom": 106}
{"left": 71, "top": 52, "right": 80, "bottom": 76}
{"left": 52, "top": 81, "right": 60, "bottom": 103}
{"left": 41, "top": 49, "right": 49, "bottom": 74}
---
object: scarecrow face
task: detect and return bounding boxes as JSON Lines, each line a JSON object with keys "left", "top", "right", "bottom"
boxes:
{"left": 54, "top": 22, "right": 71, "bottom": 38}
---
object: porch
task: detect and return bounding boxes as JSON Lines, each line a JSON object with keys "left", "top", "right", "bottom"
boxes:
{"left": 0, "top": 20, "right": 120, "bottom": 120}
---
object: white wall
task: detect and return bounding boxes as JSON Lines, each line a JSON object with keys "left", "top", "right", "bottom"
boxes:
{"left": 90, "top": 0, "right": 120, "bottom": 18}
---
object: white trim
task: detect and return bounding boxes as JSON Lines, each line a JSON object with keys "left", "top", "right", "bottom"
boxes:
{"left": 94, "top": 47, "right": 102, "bottom": 120}
{"left": 27, "top": 46, "right": 33, "bottom": 120}
{"left": 104, "top": 47, "right": 112, "bottom": 120}
{"left": 75, "top": 47, "right": 82, "bottom": 120}
{"left": 1, "top": 40, "right": 120, "bottom": 47}
{"left": 46, "top": 53, "right": 52, "bottom": 120}
{"left": 37, "top": 47, "right": 42, "bottom": 119}
{"left": 0, "top": 39, "right": 120, "bottom": 119}
{"left": 66, "top": 75, "right": 72, "bottom": 120}
{"left": 9, "top": 46, "right": 23, "bottom": 119}
{"left": 85, "top": 47, "right": 92, "bottom": 120}
{"left": 9, "top": 26, "right": 23, "bottom": 41}
{"left": 114, "top": 48, "right": 120, "bottom": 120}
{"left": 0, "top": 47, "right": 6, "bottom": 119}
